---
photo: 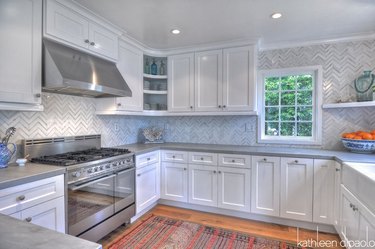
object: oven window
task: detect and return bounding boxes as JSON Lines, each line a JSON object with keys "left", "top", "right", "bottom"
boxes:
{"left": 68, "top": 175, "right": 115, "bottom": 229}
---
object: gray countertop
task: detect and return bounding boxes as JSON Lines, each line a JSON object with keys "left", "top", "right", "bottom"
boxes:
{"left": 0, "top": 163, "right": 66, "bottom": 189}
{"left": 0, "top": 214, "right": 101, "bottom": 249}
{"left": 120, "top": 142, "right": 375, "bottom": 164}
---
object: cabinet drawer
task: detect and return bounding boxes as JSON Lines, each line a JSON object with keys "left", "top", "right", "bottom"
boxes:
{"left": 218, "top": 154, "right": 251, "bottom": 168}
{"left": 136, "top": 151, "right": 159, "bottom": 168}
{"left": 188, "top": 152, "right": 217, "bottom": 165}
{"left": 0, "top": 175, "right": 64, "bottom": 215}
{"left": 161, "top": 150, "right": 188, "bottom": 163}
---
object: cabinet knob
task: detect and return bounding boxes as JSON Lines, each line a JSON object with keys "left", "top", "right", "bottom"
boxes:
{"left": 137, "top": 174, "right": 141, "bottom": 177}
{"left": 35, "top": 93, "right": 41, "bottom": 98}
{"left": 90, "top": 42, "right": 96, "bottom": 46}
{"left": 335, "top": 168, "right": 340, "bottom": 172}
{"left": 200, "top": 157, "right": 204, "bottom": 160}
{"left": 172, "top": 155, "right": 175, "bottom": 159}
{"left": 232, "top": 159, "right": 235, "bottom": 163}
{"left": 218, "top": 171, "right": 221, "bottom": 174}
{"left": 223, "top": 105, "right": 226, "bottom": 108}
{"left": 17, "top": 195, "right": 26, "bottom": 201}
{"left": 294, "top": 160, "right": 299, "bottom": 163}
{"left": 353, "top": 206, "right": 358, "bottom": 212}
{"left": 147, "top": 158, "right": 150, "bottom": 161}
{"left": 218, "top": 105, "right": 222, "bottom": 108}
{"left": 190, "top": 106, "right": 193, "bottom": 109}
{"left": 213, "top": 170, "right": 216, "bottom": 174}
{"left": 84, "top": 39, "right": 90, "bottom": 44}
{"left": 263, "top": 158, "right": 267, "bottom": 162}
{"left": 184, "top": 168, "right": 187, "bottom": 171}
{"left": 25, "top": 217, "right": 32, "bottom": 222}
{"left": 117, "top": 103, "right": 122, "bottom": 107}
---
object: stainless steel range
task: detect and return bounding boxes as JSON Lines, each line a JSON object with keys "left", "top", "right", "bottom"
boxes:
{"left": 24, "top": 135, "right": 135, "bottom": 242}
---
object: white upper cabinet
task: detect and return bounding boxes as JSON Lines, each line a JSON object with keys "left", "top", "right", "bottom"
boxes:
{"left": 223, "top": 46, "right": 256, "bottom": 112}
{"left": 0, "top": 0, "right": 43, "bottom": 110}
{"left": 168, "top": 53, "right": 195, "bottom": 112}
{"left": 115, "top": 41, "right": 143, "bottom": 112}
{"left": 280, "top": 157, "right": 314, "bottom": 222}
{"left": 195, "top": 50, "right": 223, "bottom": 112}
{"left": 251, "top": 156, "right": 280, "bottom": 217}
{"left": 44, "top": 0, "right": 118, "bottom": 60}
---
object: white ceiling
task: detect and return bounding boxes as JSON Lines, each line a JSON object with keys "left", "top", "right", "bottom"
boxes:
{"left": 75, "top": 0, "right": 375, "bottom": 50}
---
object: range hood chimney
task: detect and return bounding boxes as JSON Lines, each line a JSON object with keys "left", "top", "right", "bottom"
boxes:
{"left": 43, "top": 39, "right": 132, "bottom": 98}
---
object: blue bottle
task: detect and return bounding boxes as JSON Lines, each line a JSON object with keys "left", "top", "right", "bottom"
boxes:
{"left": 151, "top": 59, "right": 157, "bottom": 75}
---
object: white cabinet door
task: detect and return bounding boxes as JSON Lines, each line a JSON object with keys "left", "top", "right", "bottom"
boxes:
{"left": 222, "top": 46, "right": 256, "bottom": 112}
{"left": 251, "top": 156, "right": 280, "bottom": 217}
{"left": 21, "top": 196, "right": 65, "bottom": 233}
{"left": 115, "top": 41, "right": 143, "bottom": 111}
{"left": 88, "top": 22, "right": 118, "bottom": 60}
{"left": 168, "top": 53, "right": 195, "bottom": 112}
{"left": 358, "top": 206, "right": 375, "bottom": 245}
{"left": 136, "top": 163, "right": 160, "bottom": 214}
{"left": 340, "top": 185, "right": 360, "bottom": 245}
{"left": 188, "top": 164, "right": 217, "bottom": 207}
{"left": 280, "top": 157, "right": 313, "bottom": 222}
{"left": 333, "top": 162, "right": 342, "bottom": 230}
{"left": 313, "top": 159, "right": 335, "bottom": 224}
{"left": 161, "top": 162, "right": 188, "bottom": 202}
{"left": 218, "top": 167, "right": 250, "bottom": 212}
{"left": 195, "top": 50, "right": 223, "bottom": 112}
{"left": 45, "top": 0, "right": 89, "bottom": 48}
{"left": 0, "top": 0, "right": 42, "bottom": 105}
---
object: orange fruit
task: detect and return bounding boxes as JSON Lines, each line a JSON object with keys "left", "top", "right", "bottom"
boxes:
{"left": 341, "top": 133, "right": 349, "bottom": 138}
{"left": 371, "top": 130, "right": 375, "bottom": 135}
{"left": 361, "top": 132, "right": 373, "bottom": 140}
{"left": 353, "top": 136, "right": 363, "bottom": 140}
{"left": 346, "top": 133, "right": 355, "bottom": 139}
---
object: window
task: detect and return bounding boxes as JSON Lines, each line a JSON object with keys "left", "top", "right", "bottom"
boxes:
{"left": 258, "top": 66, "right": 322, "bottom": 145}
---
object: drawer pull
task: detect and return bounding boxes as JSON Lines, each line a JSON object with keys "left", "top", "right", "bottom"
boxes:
{"left": 294, "top": 160, "right": 299, "bottom": 164}
{"left": 17, "top": 195, "right": 26, "bottom": 201}
{"left": 200, "top": 157, "right": 204, "bottom": 160}
{"left": 147, "top": 158, "right": 151, "bottom": 161}
{"left": 25, "top": 217, "right": 32, "bottom": 222}
{"left": 231, "top": 159, "right": 235, "bottom": 163}
{"left": 172, "top": 156, "right": 175, "bottom": 159}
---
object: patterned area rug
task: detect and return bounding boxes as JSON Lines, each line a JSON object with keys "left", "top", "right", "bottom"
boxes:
{"left": 108, "top": 215, "right": 307, "bottom": 249}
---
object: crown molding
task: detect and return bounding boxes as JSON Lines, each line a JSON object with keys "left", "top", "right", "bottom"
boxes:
{"left": 259, "top": 32, "right": 375, "bottom": 51}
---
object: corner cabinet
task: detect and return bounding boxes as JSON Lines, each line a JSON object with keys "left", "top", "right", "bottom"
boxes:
{"left": 0, "top": 0, "right": 43, "bottom": 111}
{"left": 168, "top": 45, "right": 256, "bottom": 114}
{"left": 44, "top": 0, "right": 119, "bottom": 60}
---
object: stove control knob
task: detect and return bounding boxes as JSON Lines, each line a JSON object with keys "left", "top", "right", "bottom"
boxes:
{"left": 71, "top": 171, "right": 81, "bottom": 178}
{"left": 87, "top": 168, "right": 93, "bottom": 174}
{"left": 94, "top": 167, "right": 98, "bottom": 172}
{"left": 105, "top": 164, "right": 111, "bottom": 169}
{"left": 100, "top": 165, "right": 104, "bottom": 170}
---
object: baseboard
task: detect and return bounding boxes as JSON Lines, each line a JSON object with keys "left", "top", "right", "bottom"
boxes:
{"left": 158, "top": 199, "right": 337, "bottom": 234}
{"left": 130, "top": 202, "right": 158, "bottom": 223}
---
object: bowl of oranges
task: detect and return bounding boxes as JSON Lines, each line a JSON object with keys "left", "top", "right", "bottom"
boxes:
{"left": 341, "top": 130, "right": 375, "bottom": 153}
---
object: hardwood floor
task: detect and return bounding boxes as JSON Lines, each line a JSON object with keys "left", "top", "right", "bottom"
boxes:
{"left": 99, "top": 204, "right": 343, "bottom": 249}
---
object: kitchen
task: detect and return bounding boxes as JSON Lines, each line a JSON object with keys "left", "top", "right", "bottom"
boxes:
{"left": 0, "top": 0, "right": 375, "bottom": 248}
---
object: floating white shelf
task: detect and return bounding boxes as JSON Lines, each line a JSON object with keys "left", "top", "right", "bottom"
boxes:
{"left": 143, "top": 90, "right": 168, "bottom": 95}
{"left": 143, "top": 73, "right": 167, "bottom": 79}
{"left": 322, "top": 101, "right": 375, "bottom": 109}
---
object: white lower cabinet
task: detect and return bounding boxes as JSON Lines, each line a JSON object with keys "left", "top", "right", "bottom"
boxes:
{"left": 0, "top": 175, "right": 65, "bottom": 233}
{"left": 188, "top": 161, "right": 250, "bottom": 212}
{"left": 340, "top": 185, "right": 375, "bottom": 248}
{"left": 136, "top": 162, "right": 160, "bottom": 214}
{"left": 188, "top": 164, "right": 218, "bottom": 207}
{"left": 217, "top": 166, "right": 250, "bottom": 212}
{"left": 251, "top": 156, "right": 280, "bottom": 217}
{"left": 280, "top": 157, "right": 314, "bottom": 222}
{"left": 161, "top": 162, "right": 188, "bottom": 202}
{"left": 334, "top": 162, "right": 342, "bottom": 231}
{"left": 313, "top": 159, "right": 335, "bottom": 224}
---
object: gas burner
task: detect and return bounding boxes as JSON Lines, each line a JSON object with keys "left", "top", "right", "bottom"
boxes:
{"left": 31, "top": 148, "right": 131, "bottom": 166}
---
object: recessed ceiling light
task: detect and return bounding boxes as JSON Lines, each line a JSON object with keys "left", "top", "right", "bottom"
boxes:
{"left": 171, "top": 29, "right": 181, "bottom": 35}
{"left": 271, "top": 13, "right": 282, "bottom": 19}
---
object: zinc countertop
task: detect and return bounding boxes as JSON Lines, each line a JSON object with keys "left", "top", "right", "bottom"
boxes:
{"left": 0, "top": 214, "right": 102, "bottom": 249}
{"left": 120, "top": 142, "right": 375, "bottom": 164}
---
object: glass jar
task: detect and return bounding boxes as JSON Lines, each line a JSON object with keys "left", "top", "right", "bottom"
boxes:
{"left": 151, "top": 59, "right": 157, "bottom": 75}
{"left": 355, "top": 70, "right": 374, "bottom": 102}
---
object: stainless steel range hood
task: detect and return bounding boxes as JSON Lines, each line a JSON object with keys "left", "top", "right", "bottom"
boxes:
{"left": 43, "top": 39, "right": 132, "bottom": 98}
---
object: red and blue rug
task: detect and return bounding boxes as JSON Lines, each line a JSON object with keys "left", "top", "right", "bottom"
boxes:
{"left": 108, "top": 215, "right": 307, "bottom": 249}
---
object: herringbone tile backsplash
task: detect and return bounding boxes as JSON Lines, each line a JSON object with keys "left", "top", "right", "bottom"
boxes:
{"left": 1, "top": 39, "right": 375, "bottom": 158}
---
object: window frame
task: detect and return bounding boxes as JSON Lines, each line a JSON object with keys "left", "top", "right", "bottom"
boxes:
{"left": 257, "top": 65, "right": 323, "bottom": 145}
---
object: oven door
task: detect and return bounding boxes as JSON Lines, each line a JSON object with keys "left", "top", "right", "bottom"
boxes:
{"left": 68, "top": 174, "right": 115, "bottom": 236}
{"left": 115, "top": 167, "right": 135, "bottom": 213}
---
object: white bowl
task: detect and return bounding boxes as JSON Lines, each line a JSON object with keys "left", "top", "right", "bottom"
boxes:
{"left": 16, "top": 158, "right": 27, "bottom": 166}
{"left": 341, "top": 138, "right": 375, "bottom": 153}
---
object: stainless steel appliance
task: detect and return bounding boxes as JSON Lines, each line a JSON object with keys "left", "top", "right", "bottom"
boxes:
{"left": 24, "top": 135, "right": 135, "bottom": 242}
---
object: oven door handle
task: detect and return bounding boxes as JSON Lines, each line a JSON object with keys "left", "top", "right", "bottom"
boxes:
{"left": 69, "top": 174, "right": 115, "bottom": 191}
{"left": 116, "top": 167, "right": 135, "bottom": 176}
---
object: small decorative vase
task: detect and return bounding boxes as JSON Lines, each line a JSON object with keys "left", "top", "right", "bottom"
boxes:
{"left": 355, "top": 70, "right": 375, "bottom": 102}
{"left": 0, "top": 143, "right": 17, "bottom": 168}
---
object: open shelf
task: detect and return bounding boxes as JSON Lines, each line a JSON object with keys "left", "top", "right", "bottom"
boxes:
{"left": 322, "top": 101, "right": 375, "bottom": 109}
{"left": 143, "top": 73, "right": 167, "bottom": 79}
{"left": 143, "top": 90, "right": 167, "bottom": 95}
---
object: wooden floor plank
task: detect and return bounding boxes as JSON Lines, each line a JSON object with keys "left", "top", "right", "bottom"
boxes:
{"left": 99, "top": 204, "right": 343, "bottom": 249}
